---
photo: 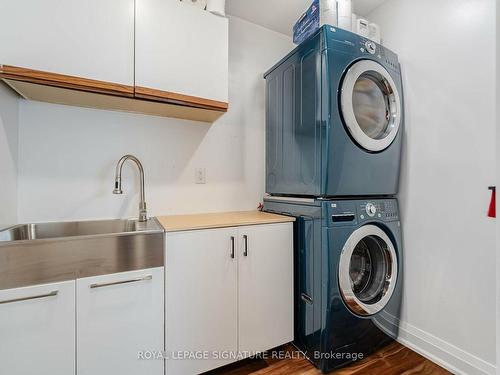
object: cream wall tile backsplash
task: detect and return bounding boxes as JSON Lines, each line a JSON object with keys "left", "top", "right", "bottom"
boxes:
{"left": 16, "top": 16, "right": 293, "bottom": 223}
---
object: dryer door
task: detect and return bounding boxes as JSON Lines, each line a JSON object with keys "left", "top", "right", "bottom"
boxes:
{"left": 340, "top": 60, "right": 402, "bottom": 152}
{"left": 338, "top": 225, "right": 398, "bottom": 316}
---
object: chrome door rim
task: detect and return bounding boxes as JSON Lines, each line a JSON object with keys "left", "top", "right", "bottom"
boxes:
{"left": 338, "top": 225, "right": 398, "bottom": 316}
{"left": 340, "top": 60, "right": 402, "bottom": 152}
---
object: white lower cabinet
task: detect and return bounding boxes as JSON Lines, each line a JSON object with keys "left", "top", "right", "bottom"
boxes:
{"left": 166, "top": 222, "right": 294, "bottom": 375}
{"left": 0, "top": 280, "right": 76, "bottom": 375}
{"left": 0, "top": 268, "right": 164, "bottom": 375}
{"left": 238, "top": 224, "right": 294, "bottom": 356}
{"left": 77, "top": 267, "right": 164, "bottom": 375}
{"left": 166, "top": 228, "right": 239, "bottom": 375}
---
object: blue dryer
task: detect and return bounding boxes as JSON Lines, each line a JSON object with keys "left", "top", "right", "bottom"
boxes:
{"left": 264, "top": 197, "right": 403, "bottom": 373}
{"left": 264, "top": 26, "right": 404, "bottom": 197}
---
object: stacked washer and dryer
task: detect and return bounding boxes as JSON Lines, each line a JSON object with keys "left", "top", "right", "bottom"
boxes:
{"left": 263, "top": 26, "right": 404, "bottom": 373}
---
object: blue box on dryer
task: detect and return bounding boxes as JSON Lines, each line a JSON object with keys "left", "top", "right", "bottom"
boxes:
{"left": 293, "top": 0, "right": 321, "bottom": 44}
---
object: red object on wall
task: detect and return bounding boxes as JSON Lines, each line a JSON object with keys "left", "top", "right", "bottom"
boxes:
{"left": 488, "top": 186, "right": 496, "bottom": 218}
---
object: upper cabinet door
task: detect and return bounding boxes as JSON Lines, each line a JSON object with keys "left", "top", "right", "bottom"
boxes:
{"left": 238, "top": 223, "right": 294, "bottom": 355}
{"left": 0, "top": 0, "right": 135, "bottom": 86}
{"left": 0, "top": 281, "right": 76, "bottom": 375}
{"left": 136, "top": 0, "right": 229, "bottom": 104}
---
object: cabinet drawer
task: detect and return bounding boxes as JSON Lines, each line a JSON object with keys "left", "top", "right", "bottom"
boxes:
{"left": 0, "top": 280, "right": 76, "bottom": 375}
{"left": 77, "top": 268, "right": 164, "bottom": 375}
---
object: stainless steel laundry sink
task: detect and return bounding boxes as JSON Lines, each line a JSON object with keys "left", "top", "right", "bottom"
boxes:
{"left": 0, "top": 218, "right": 165, "bottom": 290}
{"left": 0, "top": 218, "right": 161, "bottom": 242}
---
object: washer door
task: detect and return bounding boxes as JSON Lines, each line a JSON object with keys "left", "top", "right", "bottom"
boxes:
{"left": 340, "top": 60, "right": 402, "bottom": 152}
{"left": 339, "top": 225, "right": 398, "bottom": 316}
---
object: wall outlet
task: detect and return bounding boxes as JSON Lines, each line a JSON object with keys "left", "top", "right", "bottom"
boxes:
{"left": 195, "top": 168, "right": 206, "bottom": 184}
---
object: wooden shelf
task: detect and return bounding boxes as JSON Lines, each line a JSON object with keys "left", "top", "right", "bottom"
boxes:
{"left": 135, "top": 86, "right": 228, "bottom": 112}
{"left": 0, "top": 65, "right": 134, "bottom": 97}
{"left": 0, "top": 65, "right": 228, "bottom": 123}
{"left": 2, "top": 79, "right": 224, "bottom": 123}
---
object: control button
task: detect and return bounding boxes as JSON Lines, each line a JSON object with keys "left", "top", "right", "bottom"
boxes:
{"left": 366, "top": 203, "right": 377, "bottom": 217}
{"left": 365, "top": 41, "right": 377, "bottom": 54}
{"left": 360, "top": 215, "right": 365, "bottom": 219}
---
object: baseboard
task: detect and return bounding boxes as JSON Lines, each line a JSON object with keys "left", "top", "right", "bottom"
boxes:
{"left": 395, "top": 319, "right": 496, "bottom": 375}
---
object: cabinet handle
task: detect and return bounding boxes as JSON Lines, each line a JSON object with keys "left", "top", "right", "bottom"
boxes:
{"left": 230, "top": 236, "right": 235, "bottom": 259}
{"left": 90, "top": 275, "right": 152, "bottom": 289}
{"left": 243, "top": 235, "right": 248, "bottom": 257}
{"left": 0, "top": 290, "right": 58, "bottom": 305}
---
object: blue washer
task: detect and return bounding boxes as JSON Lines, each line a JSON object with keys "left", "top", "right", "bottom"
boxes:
{"left": 264, "top": 197, "right": 403, "bottom": 373}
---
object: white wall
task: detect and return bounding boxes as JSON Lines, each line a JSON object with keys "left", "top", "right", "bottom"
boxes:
{"left": 17, "top": 16, "right": 293, "bottom": 223}
{"left": 496, "top": 3, "right": 499, "bottom": 374}
{"left": 0, "top": 84, "right": 18, "bottom": 228}
{"left": 369, "top": 1, "right": 496, "bottom": 374}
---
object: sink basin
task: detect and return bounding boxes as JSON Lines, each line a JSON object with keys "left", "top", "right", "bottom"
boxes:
{"left": 0, "top": 218, "right": 165, "bottom": 291}
{"left": 0, "top": 218, "right": 163, "bottom": 242}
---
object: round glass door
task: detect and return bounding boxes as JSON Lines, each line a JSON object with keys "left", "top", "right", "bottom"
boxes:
{"left": 340, "top": 60, "right": 402, "bottom": 152}
{"left": 338, "top": 225, "right": 398, "bottom": 316}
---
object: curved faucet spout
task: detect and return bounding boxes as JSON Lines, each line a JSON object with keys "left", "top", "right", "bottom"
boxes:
{"left": 113, "top": 155, "right": 148, "bottom": 222}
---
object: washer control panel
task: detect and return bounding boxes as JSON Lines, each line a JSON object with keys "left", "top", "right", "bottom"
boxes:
{"left": 327, "top": 199, "right": 399, "bottom": 227}
{"left": 365, "top": 202, "right": 377, "bottom": 216}
{"left": 358, "top": 201, "right": 399, "bottom": 222}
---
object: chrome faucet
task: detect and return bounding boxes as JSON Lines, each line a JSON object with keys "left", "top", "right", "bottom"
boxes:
{"left": 113, "top": 155, "right": 148, "bottom": 222}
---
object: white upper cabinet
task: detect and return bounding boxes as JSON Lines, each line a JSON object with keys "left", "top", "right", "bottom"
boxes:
{"left": 0, "top": 0, "right": 228, "bottom": 120}
{"left": 0, "top": 0, "right": 135, "bottom": 85}
{"left": 136, "top": 0, "right": 229, "bottom": 104}
{"left": 0, "top": 281, "right": 76, "bottom": 375}
{"left": 238, "top": 223, "right": 294, "bottom": 355}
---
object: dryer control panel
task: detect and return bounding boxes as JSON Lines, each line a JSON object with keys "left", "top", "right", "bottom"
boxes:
{"left": 354, "top": 36, "right": 400, "bottom": 71}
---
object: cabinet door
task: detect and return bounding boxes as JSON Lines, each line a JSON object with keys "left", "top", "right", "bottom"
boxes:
{"left": 77, "top": 268, "right": 164, "bottom": 375}
{"left": 0, "top": 281, "right": 75, "bottom": 375}
{"left": 166, "top": 228, "right": 238, "bottom": 375}
{"left": 136, "top": 0, "right": 229, "bottom": 103}
{"left": 238, "top": 223, "right": 294, "bottom": 355}
{"left": 0, "top": 0, "right": 134, "bottom": 85}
